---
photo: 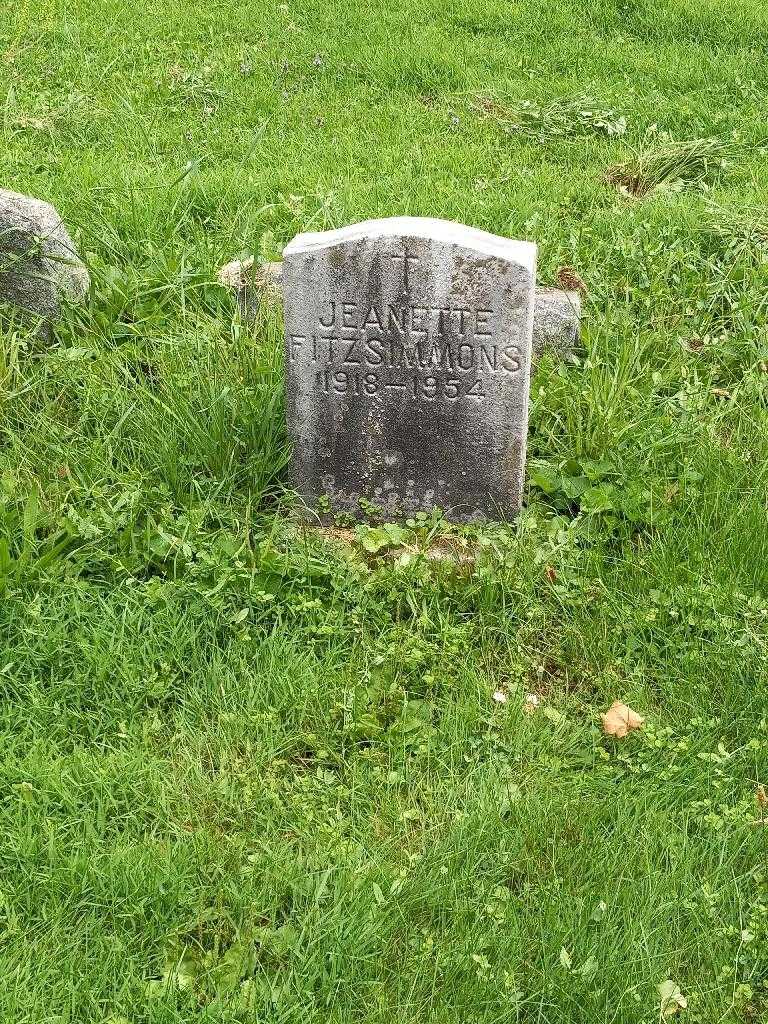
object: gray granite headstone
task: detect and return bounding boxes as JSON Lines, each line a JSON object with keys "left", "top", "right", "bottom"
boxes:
{"left": 283, "top": 217, "right": 536, "bottom": 522}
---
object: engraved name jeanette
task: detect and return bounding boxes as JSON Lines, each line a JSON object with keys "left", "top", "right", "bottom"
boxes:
{"left": 287, "top": 301, "right": 524, "bottom": 374}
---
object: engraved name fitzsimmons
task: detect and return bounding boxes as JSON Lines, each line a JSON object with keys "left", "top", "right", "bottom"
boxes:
{"left": 287, "top": 299, "right": 524, "bottom": 393}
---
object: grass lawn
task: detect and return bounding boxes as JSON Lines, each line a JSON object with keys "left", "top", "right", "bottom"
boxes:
{"left": 2, "top": 0, "right": 768, "bottom": 1020}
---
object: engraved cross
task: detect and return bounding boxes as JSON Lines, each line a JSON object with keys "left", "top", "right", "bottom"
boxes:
{"left": 387, "top": 244, "right": 420, "bottom": 294}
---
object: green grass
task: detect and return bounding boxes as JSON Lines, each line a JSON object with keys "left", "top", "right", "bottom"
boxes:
{"left": 2, "top": 0, "right": 768, "bottom": 1021}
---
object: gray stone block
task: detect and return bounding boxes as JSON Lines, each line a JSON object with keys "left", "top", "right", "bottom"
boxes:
{"left": 533, "top": 288, "right": 581, "bottom": 361}
{"left": 0, "top": 189, "right": 89, "bottom": 323}
{"left": 217, "top": 257, "right": 281, "bottom": 322}
{"left": 282, "top": 216, "right": 536, "bottom": 523}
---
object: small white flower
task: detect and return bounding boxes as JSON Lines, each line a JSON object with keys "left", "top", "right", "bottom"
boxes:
{"left": 492, "top": 690, "right": 508, "bottom": 704}
{"left": 525, "top": 693, "right": 541, "bottom": 707}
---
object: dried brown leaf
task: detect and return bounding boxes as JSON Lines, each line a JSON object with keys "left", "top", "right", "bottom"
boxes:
{"left": 600, "top": 700, "right": 644, "bottom": 738}
{"left": 555, "top": 266, "right": 588, "bottom": 294}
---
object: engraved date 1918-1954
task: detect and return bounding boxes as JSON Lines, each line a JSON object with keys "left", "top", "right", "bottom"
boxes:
{"left": 321, "top": 369, "right": 489, "bottom": 401}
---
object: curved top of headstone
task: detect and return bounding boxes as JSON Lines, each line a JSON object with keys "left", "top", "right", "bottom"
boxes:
{"left": 284, "top": 216, "right": 536, "bottom": 268}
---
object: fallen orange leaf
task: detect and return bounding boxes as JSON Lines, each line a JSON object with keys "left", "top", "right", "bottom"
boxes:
{"left": 601, "top": 700, "right": 644, "bottom": 738}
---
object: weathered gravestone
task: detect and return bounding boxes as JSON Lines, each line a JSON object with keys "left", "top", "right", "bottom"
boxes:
{"left": 283, "top": 217, "right": 536, "bottom": 522}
